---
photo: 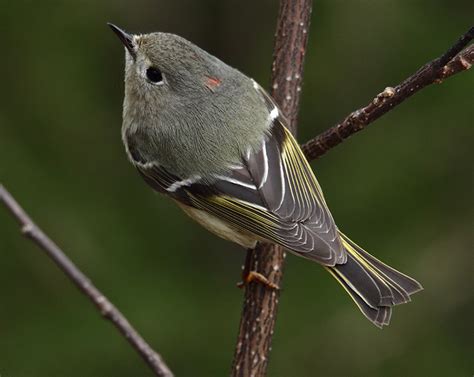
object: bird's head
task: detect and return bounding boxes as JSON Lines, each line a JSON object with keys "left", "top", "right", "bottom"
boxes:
{"left": 108, "top": 24, "right": 231, "bottom": 109}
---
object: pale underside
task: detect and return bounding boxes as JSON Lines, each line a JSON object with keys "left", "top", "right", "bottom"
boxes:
{"left": 175, "top": 199, "right": 258, "bottom": 249}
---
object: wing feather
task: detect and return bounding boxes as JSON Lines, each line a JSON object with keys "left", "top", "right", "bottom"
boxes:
{"left": 133, "top": 85, "right": 345, "bottom": 265}
{"left": 189, "top": 119, "right": 344, "bottom": 265}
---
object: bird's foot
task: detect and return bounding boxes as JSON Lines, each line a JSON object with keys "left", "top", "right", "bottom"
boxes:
{"left": 237, "top": 271, "right": 280, "bottom": 290}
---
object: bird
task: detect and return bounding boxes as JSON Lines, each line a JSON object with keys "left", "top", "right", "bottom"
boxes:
{"left": 109, "top": 23, "right": 422, "bottom": 328}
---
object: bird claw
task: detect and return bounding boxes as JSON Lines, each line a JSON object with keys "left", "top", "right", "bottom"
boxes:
{"left": 237, "top": 270, "right": 280, "bottom": 290}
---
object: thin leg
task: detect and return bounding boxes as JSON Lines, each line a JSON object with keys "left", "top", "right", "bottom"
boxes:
{"left": 237, "top": 247, "right": 280, "bottom": 290}
{"left": 237, "top": 270, "right": 280, "bottom": 290}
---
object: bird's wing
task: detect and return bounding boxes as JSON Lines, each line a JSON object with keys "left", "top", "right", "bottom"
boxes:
{"left": 195, "top": 118, "right": 344, "bottom": 266}
{"left": 133, "top": 115, "right": 345, "bottom": 266}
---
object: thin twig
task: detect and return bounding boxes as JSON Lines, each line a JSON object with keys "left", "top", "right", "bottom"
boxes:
{"left": 231, "top": 1, "right": 313, "bottom": 376}
{"left": 0, "top": 184, "right": 173, "bottom": 377}
{"left": 439, "top": 44, "right": 474, "bottom": 80}
{"left": 301, "top": 26, "right": 474, "bottom": 161}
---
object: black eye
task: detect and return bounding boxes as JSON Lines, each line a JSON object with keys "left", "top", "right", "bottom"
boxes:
{"left": 146, "top": 67, "right": 163, "bottom": 84}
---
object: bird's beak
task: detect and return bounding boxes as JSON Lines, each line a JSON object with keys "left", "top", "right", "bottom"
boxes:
{"left": 108, "top": 23, "right": 137, "bottom": 60}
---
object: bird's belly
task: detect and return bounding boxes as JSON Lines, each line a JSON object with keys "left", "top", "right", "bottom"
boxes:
{"left": 175, "top": 201, "right": 258, "bottom": 249}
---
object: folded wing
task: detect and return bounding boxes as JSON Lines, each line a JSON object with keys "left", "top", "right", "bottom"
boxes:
{"left": 134, "top": 113, "right": 345, "bottom": 266}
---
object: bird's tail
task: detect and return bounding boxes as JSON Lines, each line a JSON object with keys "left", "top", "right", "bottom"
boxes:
{"left": 326, "top": 231, "right": 423, "bottom": 328}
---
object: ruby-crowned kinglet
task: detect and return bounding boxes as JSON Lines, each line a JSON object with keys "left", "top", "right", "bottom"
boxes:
{"left": 109, "top": 24, "right": 422, "bottom": 327}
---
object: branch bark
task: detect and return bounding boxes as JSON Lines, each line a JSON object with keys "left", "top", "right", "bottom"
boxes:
{"left": 301, "top": 27, "right": 474, "bottom": 161}
{"left": 0, "top": 185, "right": 173, "bottom": 377}
{"left": 231, "top": 1, "right": 313, "bottom": 376}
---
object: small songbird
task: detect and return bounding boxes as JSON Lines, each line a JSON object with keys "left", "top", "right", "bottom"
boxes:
{"left": 109, "top": 24, "right": 422, "bottom": 327}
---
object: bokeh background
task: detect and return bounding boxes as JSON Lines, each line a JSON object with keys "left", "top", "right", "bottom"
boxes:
{"left": 1, "top": 1, "right": 472, "bottom": 376}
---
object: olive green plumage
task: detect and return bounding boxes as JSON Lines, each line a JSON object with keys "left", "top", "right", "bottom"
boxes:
{"left": 110, "top": 24, "right": 422, "bottom": 327}
{"left": 121, "top": 30, "right": 270, "bottom": 179}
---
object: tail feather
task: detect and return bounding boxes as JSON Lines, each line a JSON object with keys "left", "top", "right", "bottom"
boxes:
{"left": 328, "top": 231, "right": 423, "bottom": 328}
{"left": 326, "top": 267, "right": 392, "bottom": 327}
{"left": 341, "top": 233, "right": 423, "bottom": 296}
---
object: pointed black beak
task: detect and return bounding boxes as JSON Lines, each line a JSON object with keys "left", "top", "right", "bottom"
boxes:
{"left": 108, "top": 23, "right": 136, "bottom": 60}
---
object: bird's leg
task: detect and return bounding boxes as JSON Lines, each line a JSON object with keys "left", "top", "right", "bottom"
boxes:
{"left": 237, "top": 247, "right": 280, "bottom": 290}
{"left": 237, "top": 271, "right": 280, "bottom": 290}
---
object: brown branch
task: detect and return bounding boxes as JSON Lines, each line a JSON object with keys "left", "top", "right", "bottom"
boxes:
{"left": 0, "top": 185, "right": 173, "bottom": 377}
{"left": 439, "top": 44, "right": 474, "bottom": 79}
{"left": 231, "top": 1, "right": 312, "bottom": 376}
{"left": 301, "top": 26, "right": 474, "bottom": 161}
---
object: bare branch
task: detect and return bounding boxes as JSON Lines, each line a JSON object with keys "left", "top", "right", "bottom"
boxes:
{"left": 301, "top": 26, "right": 474, "bottom": 161}
{"left": 439, "top": 44, "right": 473, "bottom": 80}
{"left": 0, "top": 184, "right": 173, "bottom": 377}
{"left": 231, "top": 1, "right": 313, "bottom": 376}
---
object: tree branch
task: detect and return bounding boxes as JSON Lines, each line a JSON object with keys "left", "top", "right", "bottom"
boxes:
{"left": 231, "top": 1, "right": 313, "bottom": 376}
{"left": 301, "top": 26, "right": 474, "bottom": 161}
{"left": 0, "top": 185, "right": 173, "bottom": 377}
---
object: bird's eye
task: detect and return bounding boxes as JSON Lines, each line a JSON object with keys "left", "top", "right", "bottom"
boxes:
{"left": 146, "top": 67, "right": 163, "bottom": 84}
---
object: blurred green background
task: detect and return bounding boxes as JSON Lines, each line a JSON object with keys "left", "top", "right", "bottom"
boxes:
{"left": 1, "top": 1, "right": 472, "bottom": 376}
